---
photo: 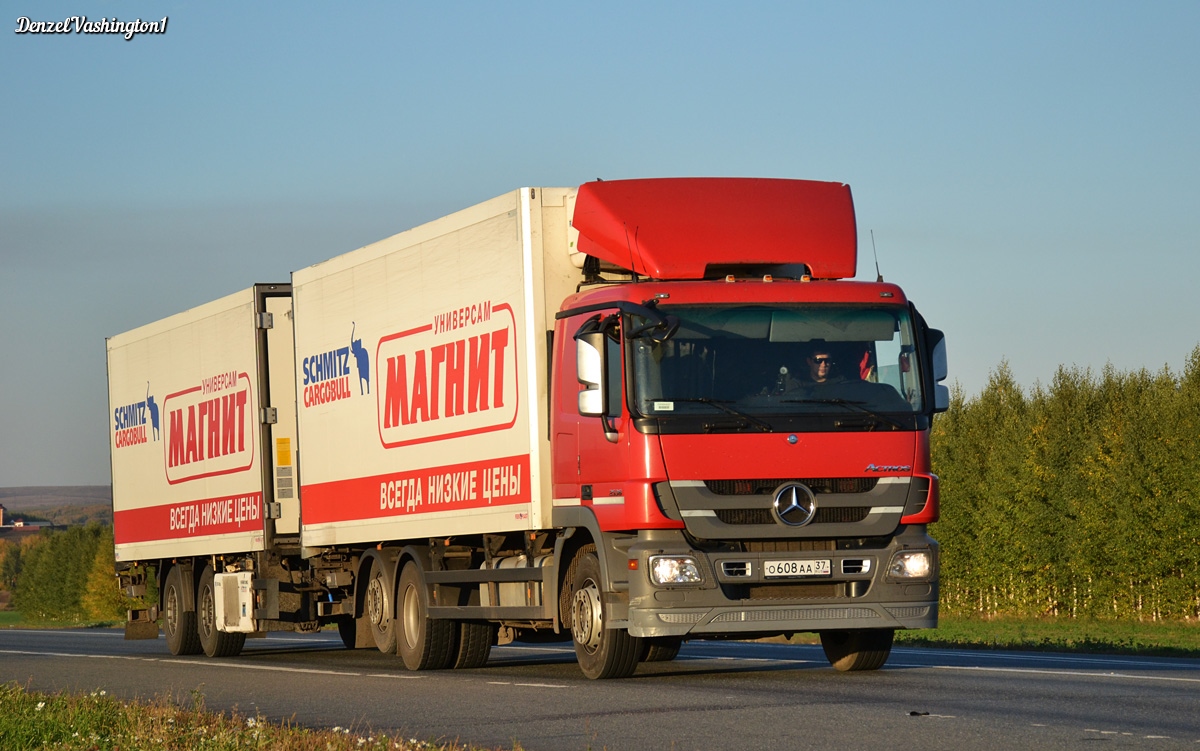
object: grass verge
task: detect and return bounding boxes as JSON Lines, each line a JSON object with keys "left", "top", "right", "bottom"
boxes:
{"left": 894, "top": 615, "right": 1200, "bottom": 658}
{"left": 0, "top": 682, "right": 514, "bottom": 751}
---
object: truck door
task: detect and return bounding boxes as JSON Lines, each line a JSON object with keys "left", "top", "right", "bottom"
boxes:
{"left": 263, "top": 293, "right": 300, "bottom": 535}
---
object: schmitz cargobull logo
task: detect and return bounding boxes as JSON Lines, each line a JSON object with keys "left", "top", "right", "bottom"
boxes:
{"left": 301, "top": 322, "right": 372, "bottom": 408}
{"left": 113, "top": 382, "right": 161, "bottom": 449}
{"left": 163, "top": 370, "right": 255, "bottom": 484}
{"left": 376, "top": 301, "right": 518, "bottom": 448}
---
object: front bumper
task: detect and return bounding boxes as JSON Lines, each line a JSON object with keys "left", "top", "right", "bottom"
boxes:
{"left": 625, "top": 526, "right": 938, "bottom": 639}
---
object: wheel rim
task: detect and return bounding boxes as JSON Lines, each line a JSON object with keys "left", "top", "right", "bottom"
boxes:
{"left": 366, "top": 573, "right": 388, "bottom": 628}
{"left": 401, "top": 582, "right": 419, "bottom": 651}
{"left": 165, "top": 585, "right": 180, "bottom": 636}
{"left": 199, "top": 586, "right": 214, "bottom": 638}
{"left": 571, "top": 577, "right": 603, "bottom": 654}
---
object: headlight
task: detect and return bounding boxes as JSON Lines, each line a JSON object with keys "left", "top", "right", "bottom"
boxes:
{"left": 887, "top": 550, "right": 933, "bottom": 580}
{"left": 649, "top": 555, "right": 704, "bottom": 586}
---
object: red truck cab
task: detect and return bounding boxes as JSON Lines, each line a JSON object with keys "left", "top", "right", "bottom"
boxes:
{"left": 550, "top": 178, "right": 947, "bottom": 675}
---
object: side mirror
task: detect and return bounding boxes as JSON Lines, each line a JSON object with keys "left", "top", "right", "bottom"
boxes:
{"left": 576, "top": 329, "right": 606, "bottom": 417}
{"left": 927, "top": 329, "right": 949, "bottom": 413}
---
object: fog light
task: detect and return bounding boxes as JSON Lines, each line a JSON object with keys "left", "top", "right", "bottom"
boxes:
{"left": 888, "top": 550, "right": 932, "bottom": 580}
{"left": 648, "top": 555, "right": 703, "bottom": 586}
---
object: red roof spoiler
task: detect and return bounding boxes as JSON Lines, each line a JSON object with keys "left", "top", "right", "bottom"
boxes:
{"left": 572, "top": 178, "right": 857, "bottom": 280}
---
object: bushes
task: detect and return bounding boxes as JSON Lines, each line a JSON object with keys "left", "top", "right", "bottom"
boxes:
{"left": 10, "top": 524, "right": 128, "bottom": 624}
{"left": 933, "top": 348, "right": 1200, "bottom": 621}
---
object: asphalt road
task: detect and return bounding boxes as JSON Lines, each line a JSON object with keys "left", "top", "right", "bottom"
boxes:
{"left": 1, "top": 628, "right": 1198, "bottom": 750}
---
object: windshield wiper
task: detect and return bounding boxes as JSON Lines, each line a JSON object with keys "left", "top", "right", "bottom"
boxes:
{"left": 655, "top": 397, "right": 772, "bottom": 433}
{"left": 780, "top": 398, "right": 905, "bottom": 430}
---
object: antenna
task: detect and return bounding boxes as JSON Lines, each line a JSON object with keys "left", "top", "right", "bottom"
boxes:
{"left": 623, "top": 223, "right": 640, "bottom": 283}
{"left": 870, "top": 230, "right": 883, "bottom": 282}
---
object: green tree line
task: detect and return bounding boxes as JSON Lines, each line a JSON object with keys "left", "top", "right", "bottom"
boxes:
{"left": 5, "top": 350, "right": 1200, "bottom": 625}
{"left": 933, "top": 348, "right": 1200, "bottom": 621}
{"left": 0, "top": 524, "right": 141, "bottom": 623}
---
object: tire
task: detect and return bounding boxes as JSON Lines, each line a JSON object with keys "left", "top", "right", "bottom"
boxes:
{"left": 570, "top": 546, "right": 641, "bottom": 679}
{"left": 365, "top": 557, "right": 396, "bottom": 654}
{"left": 196, "top": 566, "right": 246, "bottom": 658}
{"left": 452, "top": 621, "right": 494, "bottom": 669}
{"left": 820, "top": 628, "right": 894, "bottom": 672}
{"left": 395, "top": 562, "right": 456, "bottom": 671}
{"left": 641, "top": 636, "right": 683, "bottom": 663}
{"left": 163, "top": 565, "right": 200, "bottom": 656}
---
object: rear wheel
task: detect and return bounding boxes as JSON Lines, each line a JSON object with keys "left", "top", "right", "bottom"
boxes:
{"left": 452, "top": 621, "right": 494, "bottom": 669}
{"left": 820, "top": 628, "right": 894, "bottom": 671}
{"left": 570, "top": 546, "right": 641, "bottom": 679}
{"left": 366, "top": 557, "right": 396, "bottom": 654}
{"left": 396, "top": 562, "right": 456, "bottom": 670}
{"left": 196, "top": 566, "right": 246, "bottom": 658}
{"left": 163, "top": 565, "right": 200, "bottom": 656}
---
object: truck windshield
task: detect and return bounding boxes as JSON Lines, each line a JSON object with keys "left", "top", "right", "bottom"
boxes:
{"left": 629, "top": 304, "right": 925, "bottom": 421}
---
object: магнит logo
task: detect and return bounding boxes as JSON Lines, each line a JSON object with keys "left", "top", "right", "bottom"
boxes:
{"left": 164, "top": 370, "right": 255, "bottom": 484}
{"left": 377, "top": 301, "right": 519, "bottom": 448}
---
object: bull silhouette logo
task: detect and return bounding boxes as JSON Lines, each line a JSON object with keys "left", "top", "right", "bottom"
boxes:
{"left": 351, "top": 322, "right": 370, "bottom": 395}
{"left": 146, "top": 382, "right": 160, "bottom": 441}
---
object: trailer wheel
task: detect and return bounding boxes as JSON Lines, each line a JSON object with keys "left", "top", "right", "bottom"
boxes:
{"left": 640, "top": 636, "right": 683, "bottom": 663}
{"left": 452, "top": 621, "right": 494, "bottom": 669}
{"left": 163, "top": 565, "right": 200, "bottom": 656}
{"left": 819, "top": 628, "right": 894, "bottom": 671}
{"left": 570, "top": 546, "right": 640, "bottom": 679}
{"left": 396, "top": 562, "right": 455, "bottom": 670}
{"left": 196, "top": 566, "right": 246, "bottom": 658}
{"left": 366, "top": 557, "right": 396, "bottom": 654}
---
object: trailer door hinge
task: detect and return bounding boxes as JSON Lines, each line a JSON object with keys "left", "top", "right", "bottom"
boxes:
{"left": 261, "top": 407, "right": 278, "bottom": 424}
{"left": 257, "top": 312, "right": 274, "bottom": 329}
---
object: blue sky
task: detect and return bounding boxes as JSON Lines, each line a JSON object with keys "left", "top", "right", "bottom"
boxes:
{"left": 3, "top": 2, "right": 1198, "bottom": 486}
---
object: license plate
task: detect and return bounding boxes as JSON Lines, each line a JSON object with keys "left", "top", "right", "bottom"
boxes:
{"left": 764, "top": 559, "right": 831, "bottom": 578}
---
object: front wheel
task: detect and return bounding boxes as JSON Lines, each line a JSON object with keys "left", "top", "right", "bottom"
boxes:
{"left": 570, "top": 546, "right": 641, "bottom": 679}
{"left": 819, "top": 628, "right": 894, "bottom": 671}
{"left": 196, "top": 566, "right": 246, "bottom": 658}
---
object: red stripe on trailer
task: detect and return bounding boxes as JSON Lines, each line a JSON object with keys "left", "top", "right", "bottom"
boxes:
{"left": 113, "top": 491, "right": 265, "bottom": 544}
{"left": 301, "top": 453, "right": 532, "bottom": 526}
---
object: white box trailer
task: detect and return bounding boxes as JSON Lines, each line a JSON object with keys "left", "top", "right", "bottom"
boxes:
{"left": 291, "top": 188, "right": 579, "bottom": 547}
{"left": 107, "top": 285, "right": 298, "bottom": 563}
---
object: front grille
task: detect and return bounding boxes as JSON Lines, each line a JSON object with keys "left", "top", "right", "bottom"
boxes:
{"left": 745, "top": 540, "right": 836, "bottom": 553}
{"left": 716, "top": 508, "right": 773, "bottom": 525}
{"left": 714, "top": 506, "right": 870, "bottom": 525}
{"left": 705, "top": 478, "right": 878, "bottom": 495}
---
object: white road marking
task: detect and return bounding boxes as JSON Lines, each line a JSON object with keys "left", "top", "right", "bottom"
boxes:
{"left": 513, "top": 683, "right": 568, "bottom": 688}
{"left": 928, "top": 664, "right": 1200, "bottom": 685}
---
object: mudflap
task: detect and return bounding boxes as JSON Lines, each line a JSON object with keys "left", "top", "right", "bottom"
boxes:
{"left": 124, "top": 616, "right": 160, "bottom": 640}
